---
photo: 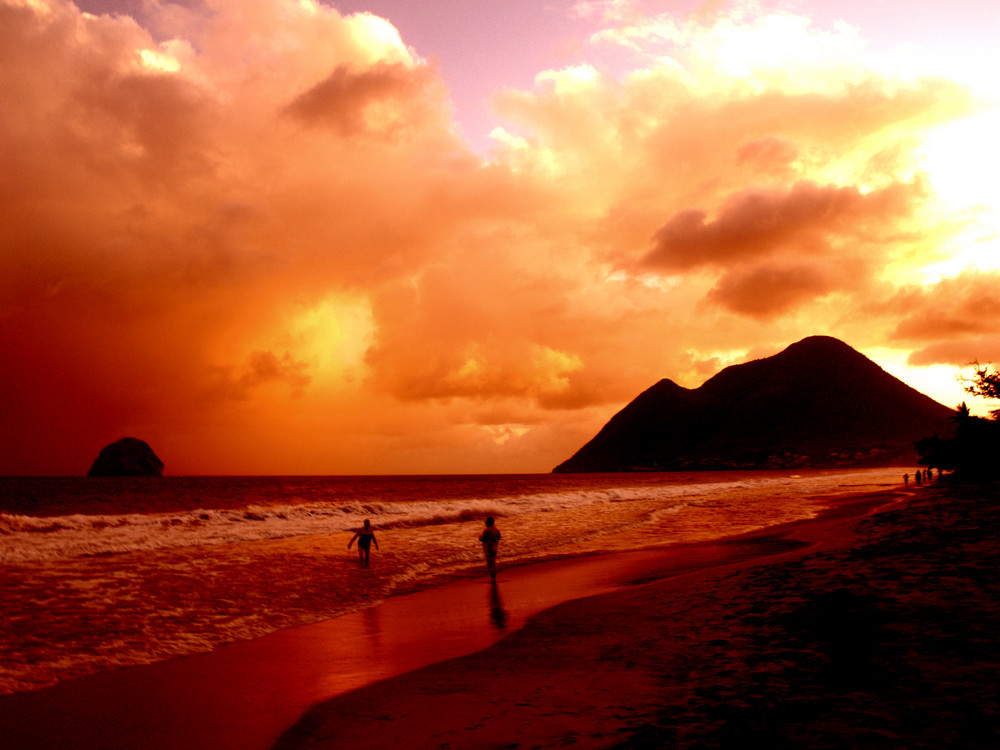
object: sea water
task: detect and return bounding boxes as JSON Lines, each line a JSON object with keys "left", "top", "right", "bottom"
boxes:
{"left": 0, "top": 469, "right": 902, "bottom": 694}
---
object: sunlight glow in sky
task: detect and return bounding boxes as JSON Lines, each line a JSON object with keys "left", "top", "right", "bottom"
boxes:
{"left": 2, "top": 0, "right": 1000, "bottom": 474}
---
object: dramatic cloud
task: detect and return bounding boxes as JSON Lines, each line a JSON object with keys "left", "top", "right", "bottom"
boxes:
{"left": 705, "top": 262, "right": 843, "bottom": 318}
{"left": 884, "top": 271, "right": 1000, "bottom": 347}
{"left": 642, "top": 180, "right": 925, "bottom": 272}
{"left": 907, "top": 338, "right": 1000, "bottom": 368}
{"left": 286, "top": 61, "right": 448, "bottom": 137}
{"left": 1, "top": 0, "right": 996, "bottom": 473}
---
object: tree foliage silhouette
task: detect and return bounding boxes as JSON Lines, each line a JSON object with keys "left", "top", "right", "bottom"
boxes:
{"left": 915, "top": 362, "right": 1000, "bottom": 480}
{"left": 962, "top": 362, "right": 1000, "bottom": 419}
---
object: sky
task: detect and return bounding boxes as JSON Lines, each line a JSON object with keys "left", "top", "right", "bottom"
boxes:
{"left": 2, "top": 0, "right": 1000, "bottom": 475}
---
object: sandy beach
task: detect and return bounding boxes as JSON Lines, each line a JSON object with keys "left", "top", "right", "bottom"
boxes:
{"left": 4, "top": 481, "right": 999, "bottom": 749}
{"left": 274, "top": 483, "right": 1000, "bottom": 749}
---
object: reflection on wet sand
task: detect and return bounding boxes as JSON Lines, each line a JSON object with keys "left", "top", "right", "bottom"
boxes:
{"left": 362, "top": 606, "right": 381, "bottom": 656}
{"left": 489, "top": 581, "right": 508, "bottom": 630}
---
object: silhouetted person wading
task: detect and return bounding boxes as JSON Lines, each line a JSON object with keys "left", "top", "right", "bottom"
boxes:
{"left": 479, "top": 516, "right": 501, "bottom": 581}
{"left": 348, "top": 519, "right": 379, "bottom": 564}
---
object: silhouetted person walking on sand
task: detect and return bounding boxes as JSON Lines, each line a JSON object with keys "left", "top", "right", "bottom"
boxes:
{"left": 348, "top": 519, "right": 379, "bottom": 564}
{"left": 479, "top": 516, "right": 501, "bottom": 581}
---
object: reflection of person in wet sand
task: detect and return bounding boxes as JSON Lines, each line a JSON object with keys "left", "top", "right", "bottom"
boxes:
{"left": 489, "top": 580, "right": 508, "bottom": 630}
{"left": 479, "top": 516, "right": 501, "bottom": 580}
{"left": 348, "top": 519, "right": 379, "bottom": 564}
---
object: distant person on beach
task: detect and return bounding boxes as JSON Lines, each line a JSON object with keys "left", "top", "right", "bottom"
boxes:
{"left": 348, "top": 519, "right": 379, "bottom": 564}
{"left": 479, "top": 516, "right": 501, "bottom": 580}
{"left": 904, "top": 473, "right": 909, "bottom": 487}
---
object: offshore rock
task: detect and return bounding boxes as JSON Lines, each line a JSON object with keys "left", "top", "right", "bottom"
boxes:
{"left": 87, "top": 437, "right": 164, "bottom": 477}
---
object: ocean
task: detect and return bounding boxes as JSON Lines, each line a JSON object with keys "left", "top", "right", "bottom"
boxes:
{"left": 0, "top": 468, "right": 902, "bottom": 694}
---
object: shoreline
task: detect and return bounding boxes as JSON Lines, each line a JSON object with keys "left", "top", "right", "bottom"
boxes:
{"left": 3, "top": 468, "right": 883, "bottom": 696}
{"left": 276, "top": 482, "right": 1000, "bottom": 749}
{"left": 0, "top": 485, "right": 906, "bottom": 750}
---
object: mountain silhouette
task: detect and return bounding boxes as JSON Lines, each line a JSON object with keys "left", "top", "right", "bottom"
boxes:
{"left": 554, "top": 336, "right": 954, "bottom": 472}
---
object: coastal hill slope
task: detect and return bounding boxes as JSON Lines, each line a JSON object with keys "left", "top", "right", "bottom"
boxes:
{"left": 554, "top": 336, "right": 954, "bottom": 472}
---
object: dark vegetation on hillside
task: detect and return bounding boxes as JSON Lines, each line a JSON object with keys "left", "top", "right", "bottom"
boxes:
{"left": 916, "top": 363, "right": 1000, "bottom": 482}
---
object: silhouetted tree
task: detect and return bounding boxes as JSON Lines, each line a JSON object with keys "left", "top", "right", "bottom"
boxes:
{"left": 952, "top": 401, "right": 972, "bottom": 423}
{"left": 916, "top": 398, "right": 1000, "bottom": 481}
{"left": 961, "top": 362, "right": 1000, "bottom": 419}
{"left": 914, "top": 432, "right": 956, "bottom": 472}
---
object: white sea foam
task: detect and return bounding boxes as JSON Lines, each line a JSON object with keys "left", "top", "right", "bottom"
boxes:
{"left": 1, "top": 468, "right": 905, "bottom": 695}
{"left": 0, "top": 489, "right": 654, "bottom": 563}
{"left": 0, "top": 469, "right": 898, "bottom": 564}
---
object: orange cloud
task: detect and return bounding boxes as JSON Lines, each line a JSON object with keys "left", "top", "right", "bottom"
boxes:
{"left": 705, "top": 262, "right": 842, "bottom": 318}
{"left": 907, "top": 337, "right": 1000, "bottom": 367}
{"left": 885, "top": 271, "right": 1000, "bottom": 343}
{"left": 736, "top": 136, "right": 799, "bottom": 177}
{"left": 641, "top": 180, "right": 925, "bottom": 273}
{"left": 210, "top": 351, "right": 312, "bottom": 401}
{"left": 0, "top": 0, "right": 992, "bottom": 474}
{"left": 285, "top": 61, "right": 447, "bottom": 138}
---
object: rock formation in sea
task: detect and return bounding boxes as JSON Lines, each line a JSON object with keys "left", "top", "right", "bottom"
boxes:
{"left": 554, "top": 336, "right": 955, "bottom": 472}
{"left": 87, "top": 437, "right": 165, "bottom": 477}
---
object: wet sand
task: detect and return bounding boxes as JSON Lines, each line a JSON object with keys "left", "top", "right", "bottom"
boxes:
{"left": 6, "top": 483, "right": 998, "bottom": 749}
{"left": 274, "top": 483, "right": 1000, "bottom": 749}
{"left": 0, "top": 516, "right": 825, "bottom": 750}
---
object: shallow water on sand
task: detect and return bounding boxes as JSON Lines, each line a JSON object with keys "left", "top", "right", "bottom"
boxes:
{"left": 1, "top": 468, "right": 902, "bottom": 693}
